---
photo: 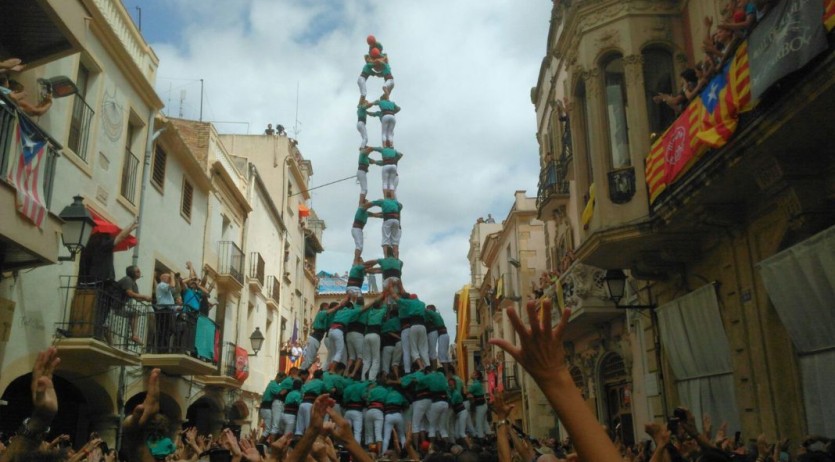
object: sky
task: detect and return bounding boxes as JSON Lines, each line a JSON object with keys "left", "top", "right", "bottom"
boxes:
{"left": 125, "top": 0, "right": 552, "bottom": 339}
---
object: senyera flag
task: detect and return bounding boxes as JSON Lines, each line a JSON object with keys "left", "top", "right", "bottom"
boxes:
{"left": 645, "top": 100, "right": 707, "bottom": 204}
{"left": 88, "top": 208, "right": 138, "bottom": 251}
{"left": 7, "top": 116, "right": 48, "bottom": 228}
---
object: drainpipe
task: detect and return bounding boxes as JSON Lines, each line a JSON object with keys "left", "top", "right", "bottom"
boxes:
{"left": 132, "top": 110, "right": 165, "bottom": 266}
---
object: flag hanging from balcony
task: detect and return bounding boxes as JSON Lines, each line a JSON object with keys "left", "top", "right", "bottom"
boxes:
{"left": 696, "top": 43, "right": 754, "bottom": 148}
{"left": 748, "top": 0, "right": 828, "bottom": 100}
{"left": 7, "top": 116, "right": 48, "bottom": 228}
{"left": 645, "top": 101, "right": 707, "bottom": 203}
{"left": 826, "top": 0, "right": 835, "bottom": 30}
{"left": 234, "top": 345, "right": 250, "bottom": 382}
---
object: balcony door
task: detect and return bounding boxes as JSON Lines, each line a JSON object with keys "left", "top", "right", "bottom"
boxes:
{"left": 599, "top": 352, "right": 634, "bottom": 446}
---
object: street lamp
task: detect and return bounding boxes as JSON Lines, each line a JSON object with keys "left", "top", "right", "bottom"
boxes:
{"left": 58, "top": 196, "right": 95, "bottom": 262}
{"left": 248, "top": 327, "right": 265, "bottom": 356}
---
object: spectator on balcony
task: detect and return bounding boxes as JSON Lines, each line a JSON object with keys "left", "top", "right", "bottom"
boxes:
{"left": 5, "top": 79, "right": 52, "bottom": 117}
{"left": 652, "top": 68, "right": 700, "bottom": 114}
{"left": 78, "top": 219, "right": 138, "bottom": 286}
{"left": 115, "top": 265, "right": 151, "bottom": 345}
{"left": 486, "top": 214, "right": 496, "bottom": 224}
{"left": 0, "top": 57, "right": 24, "bottom": 74}
{"left": 718, "top": 0, "right": 765, "bottom": 37}
{"left": 265, "top": 123, "right": 275, "bottom": 135}
{"left": 153, "top": 273, "right": 180, "bottom": 353}
{"left": 703, "top": 16, "right": 734, "bottom": 70}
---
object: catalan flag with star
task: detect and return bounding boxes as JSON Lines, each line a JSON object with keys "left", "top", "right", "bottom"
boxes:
{"left": 696, "top": 42, "right": 755, "bottom": 148}
{"left": 645, "top": 98, "right": 707, "bottom": 204}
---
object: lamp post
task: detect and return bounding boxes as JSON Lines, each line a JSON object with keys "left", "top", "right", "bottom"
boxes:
{"left": 58, "top": 195, "right": 95, "bottom": 262}
{"left": 603, "top": 269, "right": 668, "bottom": 418}
{"left": 248, "top": 327, "right": 265, "bottom": 357}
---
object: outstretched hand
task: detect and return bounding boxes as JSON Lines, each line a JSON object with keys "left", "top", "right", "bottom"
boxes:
{"left": 489, "top": 298, "right": 570, "bottom": 383}
{"left": 32, "top": 347, "right": 61, "bottom": 420}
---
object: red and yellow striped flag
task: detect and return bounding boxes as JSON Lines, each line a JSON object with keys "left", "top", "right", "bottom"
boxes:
{"left": 825, "top": 0, "right": 835, "bottom": 31}
{"left": 645, "top": 101, "right": 707, "bottom": 203}
{"left": 696, "top": 42, "right": 755, "bottom": 148}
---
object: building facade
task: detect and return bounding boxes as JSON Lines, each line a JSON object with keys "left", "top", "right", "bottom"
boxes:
{"left": 532, "top": 0, "right": 835, "bottom": 443}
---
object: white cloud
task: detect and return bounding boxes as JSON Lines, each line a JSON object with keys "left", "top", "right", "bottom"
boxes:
{"left": 149, "top": 0, "right": 551, "bottom": 339}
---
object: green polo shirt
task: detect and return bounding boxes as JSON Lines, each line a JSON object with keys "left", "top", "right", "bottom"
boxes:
{"left": 400, "top": 371, "right": 425, "bottom": 389}
{"left": 312, "top": 310, "right": 330, "bottom": 331}
{"left": 278, "top": 377, "right": 295, "bottom": 393}
{"left": 384, "top": 389, "right": 409, "bottom": 407}
{"left": 397, "top": 297, "right": 426, "bottom": 319}
{"left": 262, "top": 380, "right": 281, "bottom": 402}
{"left": 381, "top": 316, "right": 401, "bottom": 334}
{"left": 451, "top": 375, "right": 464, "bottom": 395}
{"left": 323, "top": 372, "right": 346, "bottom": 395}
{"left": 362, "top": 63, "right": 392, "bottom": 77}
{"left": 468, "top": 380, "right": 485, "bottom": 397}
{"left": 333, "top": 305, "right": 360, "bottom": 325}
{"left": 426, "top": 310, "right": 445, "bottom": 329}
{"left": 371, "top": 199, "right": 402, "bottom": 214}
{"left": 284, "top": 389, "right": 302, "bottom": 406}
{"left": 348, "top": 264, "right": 366, "bottom": 280}
{"left": 378, "top": 100, "right": 399, "bottom": 112}
{"left": 450, "top": 389, "right": 464, "bottom": 406}
{"left": 343, "top": 381, "right": 371, "bottom": 404}
{"left": 358, "top": 151, "right": 372, "bottom": 167}
{"left": 366, "top": 305, "right": 387, "bottom": 326}
{"left": 367, "top": 385, "right": 389, "bottom": 404}
{"left": 377, "top": 257, "right": 402, "bottom": 273}
{"left": 420, "top": 371, "right": 451, "bottom": 394}
{"left": 302, "top": 378, "right": 326, "bottom": 396}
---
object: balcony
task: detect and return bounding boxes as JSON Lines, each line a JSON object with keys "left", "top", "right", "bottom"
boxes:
{"left": 248, "top": 251, "right": 265, "bottom": 293}
{"left": 304, "top": 260, "right": 317, "bottom": 283}
{"left": 502, "top": 361, "right": 522, "bottom": 393}
{"left": 304, "top": 217, "right": 325, "bottom": 256}
{"left": 543, "top": 262, "right": 624, "bottom": 341}
{"left": 0, "top": 1, "right": 79, "bottom": 68}
{"left": 536, "top": 158, "right": 571, "bottom": 219}
{"left": 120, "top": 148, "right": 140, "bottom": 204}
{"left": 265, "top": 275, "right": 280, "bottom": 310}
{"left": 196, "top": 342, "right": 245, "bottom": 389}
{"left": 54, "top": 277, "right": 144, "bottom": 373}
{"left": 216, "top": 241, "right": 244, "bottom": 292}
{"left": 0, "top": 93, "right": 64, "bottom": 273}
{"left": 140, "top": 309, "right": 219, "bottom": 376}
{"left": 67, "top": 94, "right": 94, "bottom": 161}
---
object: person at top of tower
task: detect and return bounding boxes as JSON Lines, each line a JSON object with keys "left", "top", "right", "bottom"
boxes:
{"left": 370, "top": 94, "right": 400, "bottom": 148}
{"left": 365, "top": 35, "right": 388, "bottom": 64}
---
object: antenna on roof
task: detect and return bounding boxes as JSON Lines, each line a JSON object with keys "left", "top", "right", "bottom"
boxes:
{"left": 292, "top": 81, "right": 302, "bottom": 140}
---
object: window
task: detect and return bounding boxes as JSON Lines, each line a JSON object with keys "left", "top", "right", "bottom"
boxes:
{"left": 152, "top": 146, "right": 167, "bottom": 190}
{"left": 120, "top": 121, "right": 140, "bottom": 204}
{"left": 67, "top": 64, "right": 94, "bottom": 161}
{"left": 602, "top": 54, "right": 631, "bottom": 168}
{"left": 575, "top": 80, "right": 595, "bottom": 186}
{"left": 642, "top": 48, "right": 676, "bottom": 136}
{"left": 181, "top": 178, "right": 193, "bottom": 221}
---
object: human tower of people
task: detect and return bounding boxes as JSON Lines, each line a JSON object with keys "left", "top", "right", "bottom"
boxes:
{"left": 259, "top": 36, "right": 490, "bottom": 456}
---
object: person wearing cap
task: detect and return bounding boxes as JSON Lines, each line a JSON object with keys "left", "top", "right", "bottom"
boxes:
{"left": 358, "top": 60, "right": 394, "bottom": 100}
{"left": 368, "top": 149, "right": 404, "bottom": 201}
{"left": 369, "top": 94, "right": 400, "bottom": 148}
{"left": 295, "top": 370, "right": 326, "bottom": 435}
{"left": 381, "top": 309, "right": 402, "bottom": 377}
{"left": 356, "top": 98, "right": 381, "bottom": 150}
{"left": 469, "top": 370, "right": 489, "bottom": 438}
{"left": 301, "top": 303, "right": 330, "bottom": 371}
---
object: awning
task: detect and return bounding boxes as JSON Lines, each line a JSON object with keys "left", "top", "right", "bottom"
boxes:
{"left": 88, "top": 208, "right": 137, "bottom": 252}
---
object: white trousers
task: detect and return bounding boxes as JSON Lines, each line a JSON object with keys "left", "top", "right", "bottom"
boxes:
{"left": 301, "top": 336, "right": 320, "bottom": 370}
{"left": 427, "top": 401, "right": 450, "bottom": 438}
{"left": 382, "top": 342, "right": 402, "bottom": 374}
{"left": 346, "top": 331, "right": 364, "bottom": 361}
{"left": 381, "top": 164, "right": 398, "bottom": 192}
{"left": 295, "top": 402, "right": 313, "bottom": 435}
{"left": 428, "top": 330, "right": 439, "bottom": 361}
{"left": 455, "top": 408, "right": 468, "bottom": 439}
{"left": 409, "top": 324, "right": 429, "bottom": 366}
{"left": 351, "top": 227, "right": 364, "bottom": 253}
{"left": 345, "top": 409, "right": 364, "bottom": 443}
{"left": 358, "top": 76, "right": 368, "bottom": 97}
{"left": 464, "top": 401, "right": 476, "bottom": 436}
{"left": 382, "top": 218, "right": 401, "bottom": 247}
{"left": 279, "top": 412, "right": 296, "bottom": 436}
{"left": 259, "top": 408, "right": 271, "bottom": 432}
{"left": 381, "top": 114, "right": 396, "bottom": 145}
{"left": 357, "top": 120, "right": 368, "bottom": 148}
{"left": 383, "top": 78, "right": 395, "bottom": 95}
{"left": 270, "top": 400, "right": 284, "bottom": 435}
{"left": 356, "top": 169, "right": 368, "bottom": 196}
{"left": 474, "top": 403, "right": 489, "bottom": 438}
{"left": 438, "top": 333, "right": 451, "bottom": 363}
{"left": 361, "top": 333, "right": 381, "bottom": 380}
{"left": 383, "top": 412, "right": 406, "bottom": 453}
{"left": 400, "top": 327, "right": 411, "bottom": 373}
{"left": 328, "top": 328, "right": 346, "bottom": 365}
{"left": 411, "top": 398, "right": 432, "bottom": 433}
{"left": 364, "top": 408, "right": 385, "bottom": 444}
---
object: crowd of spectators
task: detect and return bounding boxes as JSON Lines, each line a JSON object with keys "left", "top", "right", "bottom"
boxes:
{"left": 652, "top": 0, "right": 773, "bottom": 119}
{"left": 3, "top": 299, "right": 833, "bottom": 462}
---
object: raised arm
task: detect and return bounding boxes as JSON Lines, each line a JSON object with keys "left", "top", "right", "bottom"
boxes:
{"left": 489, "top": 299, "right": 621, "bottom": 462}
{"left": 114, "top": 220, "right": 138, "bottom": 247}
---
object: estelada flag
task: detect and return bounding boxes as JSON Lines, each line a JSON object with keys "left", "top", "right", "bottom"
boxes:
{"left": 697, "top": 42, "right": 754, "bottom": 148}
{"left": 645, "top": 100, "right": 706, "bottom": 203}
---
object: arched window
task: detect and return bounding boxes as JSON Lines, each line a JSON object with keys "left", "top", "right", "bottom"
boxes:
{"left": 642, "top": 47, "right": 676, "bottom": 135}
{"left": 574, "top": 80, "right": 595, "bottom": 186}
{"left": 602, "top": 54, "right": 631, "bottom": 168}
